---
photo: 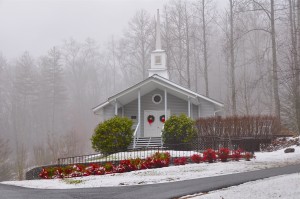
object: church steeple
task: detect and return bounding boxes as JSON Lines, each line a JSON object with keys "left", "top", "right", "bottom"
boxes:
{"left": 148, "top": 9, "right": 169, "bottom": 79}
{"left": 155, "top": 9, "right": 162, "bottom": 50}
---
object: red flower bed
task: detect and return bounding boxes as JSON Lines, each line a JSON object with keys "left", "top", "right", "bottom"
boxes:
{"left": 39, "top": 152, "right": 171, "bottom": 179}
{"left": 39, "top": 149, "right": 254, "bottom": 179}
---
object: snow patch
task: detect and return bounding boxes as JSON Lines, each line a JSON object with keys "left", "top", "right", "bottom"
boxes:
{"left": 189, "top": 173, "right": 300, "bottom": 199}
{"left": 1, "top": 145, "right": 300, "bottom": 189}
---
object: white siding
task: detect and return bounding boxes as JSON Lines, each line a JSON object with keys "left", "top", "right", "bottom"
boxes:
{"left": 103, "top": 89, "right": 217, "bottom": 136}
{"left": 122, "top": 89, "right": 212, "bottom": 136}
{"left": 103, "top": 104, "right": 115, "bottom": 120}
{"left": 199, "top": 99, "right": 215, "bottom": 117}
{"left": 192, "top": 104, "right": 198, "bottom": 119}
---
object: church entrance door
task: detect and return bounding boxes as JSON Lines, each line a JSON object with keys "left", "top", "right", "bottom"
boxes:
{"left": 144, "top": 110, "right": 170, "bottom": 137}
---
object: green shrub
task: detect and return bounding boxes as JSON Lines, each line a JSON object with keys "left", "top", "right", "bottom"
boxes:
{"left": 91, "top": 116, "right": 133, "bottom": 155}
{"left": 162, "top": 114, "right": 196, "bottom": 150}
{"left": 63, "top": 179, "right": 83, "bottom": 185}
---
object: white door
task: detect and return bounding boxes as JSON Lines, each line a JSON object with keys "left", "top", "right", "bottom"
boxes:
{"left": 144, "top": 110, "right": 170, "bottom": 137}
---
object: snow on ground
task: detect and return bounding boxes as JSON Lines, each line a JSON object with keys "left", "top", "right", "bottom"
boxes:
{"left": 183, "top": 173, "right": 300, "bottom": 199}
{"left": 1, "top": 145, "right": 300, "bottom": 189}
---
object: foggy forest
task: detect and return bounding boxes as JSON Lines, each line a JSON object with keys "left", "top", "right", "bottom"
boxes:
{"left": 1, "top": 0, "right": 300, "bottom": 181}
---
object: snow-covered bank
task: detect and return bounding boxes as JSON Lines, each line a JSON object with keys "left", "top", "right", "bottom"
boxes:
{"left": 1, "top": 145, "right": 300, "bottom": 189}
{"left": 185, "top": 173, "right": 300, "bottom": 199}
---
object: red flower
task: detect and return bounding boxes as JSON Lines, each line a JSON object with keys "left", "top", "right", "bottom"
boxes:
{"left": 173, "top": 157, "right": 187, "bottom": 165}
{"left": 243, "top": 152, "right": 254, "bottom": 161}
{"left": 218, "top": 148, "right": 230, "bottom": 162}
{"left": 119, "top": 160, "right": 137, "bottom": 172}
{"left": 114, "top": 165, "right": 126, "bottom": 173}
{"left": 203, "top": 148, "right": 217, "bottom": 163}
{"left": 191, "top": 154, "right": 202, "bottom": 163}
{"left": 94, "top": 167, "right": 105, "bottom": 175}
{"left": 232, "top": 149, "right": 242, "bottom": 161}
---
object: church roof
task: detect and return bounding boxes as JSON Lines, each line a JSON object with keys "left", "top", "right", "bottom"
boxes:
{"left": 92, "top": 74, "right": 223, "bottom": 113}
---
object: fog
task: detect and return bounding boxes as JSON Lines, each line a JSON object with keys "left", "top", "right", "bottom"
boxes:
{"left": 0, "top": 0, "right": 168, "bottom": 59}
{"left": 0, "top": 0, "right": 299, "bottom": 181}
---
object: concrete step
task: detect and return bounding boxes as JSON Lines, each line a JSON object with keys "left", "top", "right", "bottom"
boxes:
{"left": 128, "top": 137, "right": 163, "bottom": 150}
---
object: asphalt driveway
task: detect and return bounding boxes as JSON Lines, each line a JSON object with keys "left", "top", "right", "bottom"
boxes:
{"left": 1, "top": 163, "right": 300, "bottom": 199}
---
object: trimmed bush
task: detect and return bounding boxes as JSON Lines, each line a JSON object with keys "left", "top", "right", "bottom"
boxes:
{"left": 91, "top": 116, "right": 133, "bottom": 155}
{"left": 162, "top": 114, "right": 197, "bottom": 150}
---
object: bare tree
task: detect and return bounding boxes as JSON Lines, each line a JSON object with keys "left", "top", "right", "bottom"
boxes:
{"left": 47, "top": 130, "right": 81, "bottom": 163}
{"left": 165, "top": 1, "right": 187, "bottom": 85}
{"left": 39, "top": 47, "right": 67, "bottom": 138}
{"left": 120, "top": 10, "right": 154, "bottom": 81}
{"left": 270, "top": 0, "right": 281, "bottom": 119}
{"left": 184, "top": 2, "right": 191, "bottom": 89}
{"left": 295, "top": 0, "right": 300, "bottom": 133}
{"left": 162, "top": 5, "right": 172, "bottom": 78}
{"left": 247, "top": 0, "right": 281, "bottom": 118}
{"left": 15, "top": 142, "right": 27, "bottom": 180}
{"left": 11, "top": 52, "right": 37, "bottom": 179}
{"left": 62, "top": 38, "right": 103, "bottom": 153}
{"left": 202, "top": 0, "right": 210, "bottom": 96}
{"left": 229, "top": 0, "right": 237, "bottom": 115}
{"left": 33, "top": 144, "right": 48, "bottom": 166}
{"left": 194, "top": 0, "right": 214, "bottom": 96}
{"left": 0, "top": 54, "right": 12, "bottom": 142}
{"left": 0, "top": 137, "right": 12, "bottom": 181}
{"left": 281, "top": 0, "right": 300, "bottom": 133}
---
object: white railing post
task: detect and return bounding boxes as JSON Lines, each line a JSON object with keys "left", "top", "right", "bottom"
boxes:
{"left": 188, "top": 97, "right": 191, "bottom": 117}
{"left": 138, "top": 89, "right": 141, "bottom": 136}
{"left": 133, "top": 123, "right": 139, "bottom": 149}
{"left": 160, "top": 124, "right": 164, "bottom": 147}
{"left": 164, "top": 88, "right": 167, "bottom": 119}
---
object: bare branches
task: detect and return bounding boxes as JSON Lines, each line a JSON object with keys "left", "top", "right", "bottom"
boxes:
{"left": 0, "top": 137, "right": 12, "bottom": 181}
{"left": 196, "top": 115, "right": 280, "bottom": 139}
{"left": 251, "top": 0, "right": 271, "bottom": 20}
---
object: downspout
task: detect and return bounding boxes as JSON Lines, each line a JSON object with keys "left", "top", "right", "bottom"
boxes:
{"left": 214, "top": 109, "right": 223, "bottom": 116}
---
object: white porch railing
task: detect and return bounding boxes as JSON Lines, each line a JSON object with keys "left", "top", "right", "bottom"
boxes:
{"left": 133, "top": 122, "right": 140, "bottom": 149}
{"left": 160, "top": 124, "right": 164, "bottom": 146}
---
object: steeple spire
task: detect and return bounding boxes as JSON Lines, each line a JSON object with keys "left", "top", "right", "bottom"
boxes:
{"left": 155, "top": 9, "right": 162, "bottom": 50}
{"left": 148, "top": 9, "right": 169, "bottom": 79}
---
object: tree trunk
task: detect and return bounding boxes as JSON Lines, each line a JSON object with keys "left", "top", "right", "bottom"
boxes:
{"left": 296, "top": 0, "right": 300, "bottom": 133}
{"left": 270, "top": 0, "right": 281, "bottom": 119}
{"left": 229, "top": 0, "right": 236, "bottom": 115}
{"left": 202, "top": 0, "right": 209, "bottom": 97}
{"left": 164, "top": 7, "right": 171, "bottom": 78}
{"left": 193, "top": 35, "right": 199, "bottom": 92}
{"left": 185, "top": 3, "right": 191, "bottom": 89}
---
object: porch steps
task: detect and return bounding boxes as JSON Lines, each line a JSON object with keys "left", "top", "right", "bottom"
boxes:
{"left": 128, "top": 137, "right": 163, "bottom": 150}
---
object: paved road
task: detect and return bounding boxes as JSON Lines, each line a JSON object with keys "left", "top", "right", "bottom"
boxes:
{"left": 1, "top": 164, "right": 300, "bottom": 199}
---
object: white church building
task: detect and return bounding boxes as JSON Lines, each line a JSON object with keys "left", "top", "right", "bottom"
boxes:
{"left": 92, "top": 10, "right": 223, "bottom": 148}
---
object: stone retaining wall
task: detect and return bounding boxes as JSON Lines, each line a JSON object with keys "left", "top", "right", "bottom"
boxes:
{"left": 26, "top": 164, "right": 59, "bottom": 180}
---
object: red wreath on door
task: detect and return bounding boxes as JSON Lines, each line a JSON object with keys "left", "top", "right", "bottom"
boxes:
{"left": 160, "top": 115, "right": 165, "bottom": 123}
{"left": 147, "top": 115, "right": 155, "bottom": 125}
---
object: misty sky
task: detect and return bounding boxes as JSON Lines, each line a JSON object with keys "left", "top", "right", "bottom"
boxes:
{"left": 0, "top": 0, "right": 170, "bottom": 59}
